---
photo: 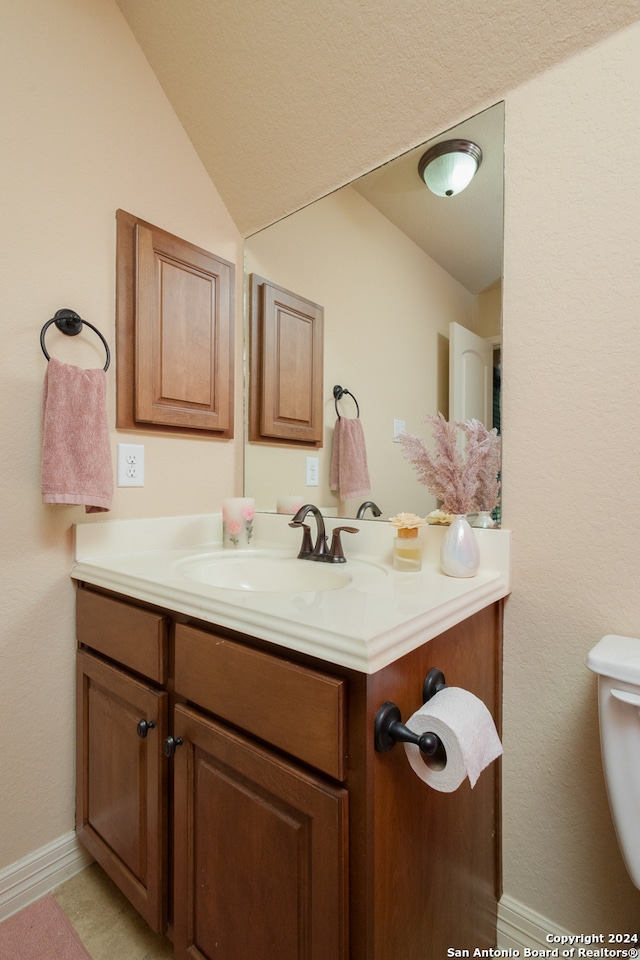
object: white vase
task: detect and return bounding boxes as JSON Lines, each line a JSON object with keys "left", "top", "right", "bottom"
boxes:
{"left": 471, "top": 511, "right": 495, "bottom": 528}
{"left": 440, "top": 514, "right": 480, "bottom": 578}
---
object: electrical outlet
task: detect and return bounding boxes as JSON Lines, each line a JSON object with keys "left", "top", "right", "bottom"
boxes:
{"left": 305, "top": 456, "right": 319, "bottom": 486}
{"left": 393, "top": 418, "right": 406, "bottom": 442}
{"left": 117, "top": 443, "right": 144, "bottom": 487}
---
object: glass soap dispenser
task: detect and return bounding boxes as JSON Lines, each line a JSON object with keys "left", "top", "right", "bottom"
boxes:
{"left": 389, "top": 513, "right": 426, "bottom": 572}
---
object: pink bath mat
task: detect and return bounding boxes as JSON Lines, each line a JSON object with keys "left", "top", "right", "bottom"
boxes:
{"left": 0, "top": 895, "right": 91, "bottom": 959}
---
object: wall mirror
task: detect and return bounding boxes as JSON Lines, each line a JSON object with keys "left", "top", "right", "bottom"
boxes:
{"left": 244, "top": 101, "right": 504, "bottom": 521}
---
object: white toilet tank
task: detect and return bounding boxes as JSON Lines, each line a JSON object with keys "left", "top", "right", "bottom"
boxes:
{"left": 587, "top": 634, "right": 640, "bottom": 889}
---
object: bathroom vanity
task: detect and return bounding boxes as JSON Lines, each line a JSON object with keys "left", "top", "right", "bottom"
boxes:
{"left": 72, "top": 513, "right": 510, "bottom": 960}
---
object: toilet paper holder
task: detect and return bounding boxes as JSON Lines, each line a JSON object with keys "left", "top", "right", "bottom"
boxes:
{"left": 374, "top": 668, "right": 446, "bottom": 756}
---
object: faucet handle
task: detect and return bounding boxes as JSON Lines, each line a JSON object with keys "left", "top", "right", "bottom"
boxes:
{"left": 289, "top": 520, "right": 313, "bottom": 557}
{"left": 329, "top": 526, "right": 359, "bottom": 562}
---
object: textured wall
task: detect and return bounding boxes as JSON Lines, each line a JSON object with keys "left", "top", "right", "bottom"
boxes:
{"left": 114, "top": 0, "right": 640, "bottom": 234}
{"left": 0, "top": 0, "right": 242, "bottom": 869}
{"left": 502, "top": 24, "right": 640, "bottom": 929}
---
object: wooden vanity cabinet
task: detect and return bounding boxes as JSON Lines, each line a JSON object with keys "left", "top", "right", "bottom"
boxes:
{"left": 75, "top": 585, "right": 502, "bottom": 960}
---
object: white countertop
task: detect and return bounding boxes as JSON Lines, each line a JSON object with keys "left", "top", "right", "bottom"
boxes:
{"left": 72, "top": 512, "right": 511, "bottom": 674}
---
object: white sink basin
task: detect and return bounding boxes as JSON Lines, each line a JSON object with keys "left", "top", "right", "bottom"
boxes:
{"left": 178, "top": 553, "right": 353, "bottom": 592}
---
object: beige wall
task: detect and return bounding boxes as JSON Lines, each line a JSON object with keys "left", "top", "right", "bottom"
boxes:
{"left": 501, "top": 23, "right": 640, "bottom": 929}
{"left": 0, "top": 0, "right": 242, "bottom": 868}
{"left": 245, "top": 185, "right": 475, "bottom": 518}
{"left": 2, "top": 0, "right": 640, "bottom": 938}
{"left": 475, "top": 282, "right": 502, "bottom": 339}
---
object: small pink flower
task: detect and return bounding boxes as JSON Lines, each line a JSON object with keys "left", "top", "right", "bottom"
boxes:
{"left": 225, "top": 519, "right": 242, "bottom": 536}
{"left": 241, "top": 505, "right": 254, "bottom": 522}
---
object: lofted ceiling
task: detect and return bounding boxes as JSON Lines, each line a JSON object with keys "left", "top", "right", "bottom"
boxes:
{"left": 351, "top": 104, "right": 504, "bottom": 293}
{"left": 114, "top": 0, "right": 638, "bottom": 240}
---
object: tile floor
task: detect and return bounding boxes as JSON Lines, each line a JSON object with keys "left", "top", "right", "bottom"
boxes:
{"left": 52, "top": 863, "right": 173, "bottom": 960}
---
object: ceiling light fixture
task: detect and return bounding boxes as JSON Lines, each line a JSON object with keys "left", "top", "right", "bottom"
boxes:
{"left": 418, "top": 139, "right": 482, "bottom": 198}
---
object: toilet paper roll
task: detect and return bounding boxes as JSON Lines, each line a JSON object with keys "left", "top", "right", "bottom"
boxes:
{"left": 403, "top": 687, "right": 503, "bottom": 793}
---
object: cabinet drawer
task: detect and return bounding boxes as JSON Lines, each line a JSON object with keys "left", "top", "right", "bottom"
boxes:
{"left": 174, "top": 624, "right": 347, "bottom": 781}
{"left": 76, "top": 589, "right": 168, "bottom": 684}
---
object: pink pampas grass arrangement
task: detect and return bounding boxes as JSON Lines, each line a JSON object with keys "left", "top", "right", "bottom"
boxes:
{"left": 399, "top": 413, "right": 501, "bottom": 515}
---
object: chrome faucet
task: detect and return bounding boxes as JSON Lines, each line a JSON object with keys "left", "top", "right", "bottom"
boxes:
{"left": 289, "top": 504, "right": 358, "bottom": 563}
{"left": 356, "top": 500, "right": 382, "bottom": 519}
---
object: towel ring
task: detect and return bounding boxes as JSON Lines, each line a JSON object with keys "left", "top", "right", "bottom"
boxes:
{"left": 333, "top": 384, "right": 360, "bottom": 418}
{"left": 40, "top": 308, "right": 111, "bottom": 372}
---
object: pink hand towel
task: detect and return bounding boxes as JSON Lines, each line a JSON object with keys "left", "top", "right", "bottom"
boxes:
{"left": 330, "top": 416, "right": 371, "bottom": 500}
{"left": 41, "top": 357, "right": 114, "bottom": 513}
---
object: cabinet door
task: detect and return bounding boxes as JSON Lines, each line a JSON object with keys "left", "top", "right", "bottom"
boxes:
{"left": 249, "top": 275, "right": 324, "bottom": 445}
{"left": 76, "top": 651, "right": 168, "bottom": 933}
{"left": 172, "top": 703, "right": 348, "bottom": 960}
{"left": 116, "top": 209, "right": 235, "bottom": 437}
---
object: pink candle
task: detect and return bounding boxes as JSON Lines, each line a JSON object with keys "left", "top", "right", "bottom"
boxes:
{"left": 222, "top": 498, "right": 255, "bottom": 548}
{"left": 276, "top": 496, "right": 304, "bottom": 515}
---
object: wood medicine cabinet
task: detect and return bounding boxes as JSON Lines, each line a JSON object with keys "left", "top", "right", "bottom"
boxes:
{"left": 249, "top": 275, "right": 324, "bottom": 446}
{"left": 116, "top": 210, "right": 235, "bottom": 437}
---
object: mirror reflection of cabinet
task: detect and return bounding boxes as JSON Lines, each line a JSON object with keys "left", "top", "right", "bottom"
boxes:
{"left": 244, "top": 103, "right": 504, "bottom": 517}
{"left": 249, "top": 275, "right": 324, "bottom": 446}
{"left": 116, "top": 210, "right": 235, "bottom": 438}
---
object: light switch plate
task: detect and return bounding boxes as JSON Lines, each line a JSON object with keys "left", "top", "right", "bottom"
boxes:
{"left": 117, "top": 443, "right": 144, "bottom": 486}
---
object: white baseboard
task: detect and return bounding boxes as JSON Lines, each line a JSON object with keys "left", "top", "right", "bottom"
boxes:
{"left": 498, "top": 894, "right": 572, "bottom": 949}
{"left": 0, "top": 838, "right": 566, "bottom": 944}
{"left": 0, "top": 831, "right": 93, "bottom": 922}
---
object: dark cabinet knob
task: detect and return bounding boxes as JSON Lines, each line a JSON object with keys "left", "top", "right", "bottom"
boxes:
{"left": 163, "top": 736, "right": 183, "bottom": 757}
{"left": 136, "top": 719, "right": 155, "bottom": 739}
